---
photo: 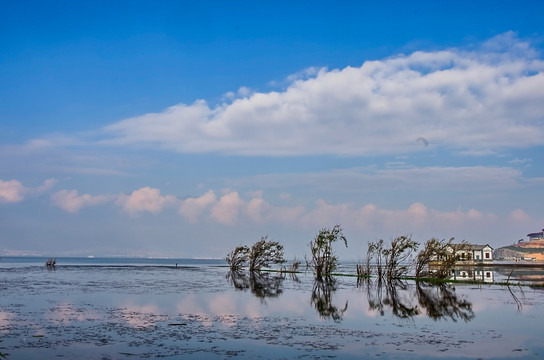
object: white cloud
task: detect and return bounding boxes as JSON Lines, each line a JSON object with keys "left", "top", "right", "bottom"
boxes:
{"left": 179, "top": 190, "right": 217, "bottom": 222}
{"left": 508, "top": 208, "right": 531, "bottom": 223}
{"left": 0, "top": 179, "right": 26, "bottom": 203}
{"left": 103, "top": 33, "right": 544, "bottom": 156}
{"left": 210, "top": 191, "right": 244, "bottom": 225}
{"left": 116, "top": 187, "right": 177, "bottom": 215}
{"left": 51, "top": 189, "right": 110, "bottom": 213}
{"left": 0, "top": 178, "right": 56, "bottom": 203}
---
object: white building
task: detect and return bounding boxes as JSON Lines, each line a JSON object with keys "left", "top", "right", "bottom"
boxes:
{"left": 527, "top": 229, "right": 544, "bottom": 241}
{"left": 447, "top": 244, "right": 494, "bottom": 264}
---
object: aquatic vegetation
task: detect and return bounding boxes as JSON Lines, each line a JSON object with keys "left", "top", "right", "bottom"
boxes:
{"left": 308, "top": 225, "right": 347, "bottom": 280}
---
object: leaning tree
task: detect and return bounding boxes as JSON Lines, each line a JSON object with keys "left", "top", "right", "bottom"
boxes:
{"left": 248, "top": 236, "right": 285, "bottom": 272}
{"left": 309, "top": 225, "right": 348, "bottom": 280}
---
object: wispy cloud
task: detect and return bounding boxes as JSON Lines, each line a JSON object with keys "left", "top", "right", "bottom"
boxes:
{"left": 102, "top": 33, "right": 544, "bottom": 156}
{"left": 230, "top": 165, "right": 526, "bottom": 194}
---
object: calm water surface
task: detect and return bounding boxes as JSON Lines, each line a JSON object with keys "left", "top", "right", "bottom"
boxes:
{"left": 1, "top": 257, "right": 543, "bottom": 359}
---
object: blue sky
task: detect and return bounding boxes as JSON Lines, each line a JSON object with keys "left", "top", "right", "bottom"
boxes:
{"left": 1, "top": 1, "right": 543, "bottom": 258}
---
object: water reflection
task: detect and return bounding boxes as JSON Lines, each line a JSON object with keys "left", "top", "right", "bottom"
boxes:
{"left": 359, "top": 278, "right": 474, "bottom": 322}
{"left": 311, "top": 278, "right": 348, "bottom": 322}
{"left": 227, "top": 271, "right": 284, "bottom": 300}
{"left": 506, "top": 283, "right": 526, "bottom": 312}
{"left": 416, "top": 282, "right": 475, "bottom": 322}
{"left": 449, "top": 267, "right": 494, "bottom": 283}
{"left": 495, "top": 266, "right": 544, "bottom": 285}
{"left": 363, "top": 279, "right": 419, "bottom": 319}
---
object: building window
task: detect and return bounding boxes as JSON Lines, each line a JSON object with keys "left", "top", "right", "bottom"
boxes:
{"left": 485, "top": 252, "right": 490, "bottom": 259}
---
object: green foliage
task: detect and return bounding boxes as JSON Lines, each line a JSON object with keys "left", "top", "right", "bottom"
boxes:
{"left": 248, "top": 236, "right": 285, "bottom": 272}
{"left": 309, "top": 225, "right": 348, "bottom": 280}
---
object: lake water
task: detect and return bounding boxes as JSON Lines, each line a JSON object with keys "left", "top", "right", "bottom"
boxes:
{"left": 1, "top": 257, "right": 543, "bottom": 359}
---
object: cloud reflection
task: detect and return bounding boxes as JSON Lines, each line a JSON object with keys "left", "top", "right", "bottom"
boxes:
{"left": 45, "top": 302, "right": 101, "bottom": 324}
{"left": 0, "top": 311, "right": 14, "bottom": 333}
{"left": 119, "top": 303, "right": 163, "bottom": 328}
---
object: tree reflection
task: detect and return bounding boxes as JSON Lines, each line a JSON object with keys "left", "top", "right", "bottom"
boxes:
{"left": 415, "top": 281, "right": 475, "bottom": 322}
{"left": 363, "top": 278, "right": 418, "bottom": 318}
{"left": 311, "top": 278, "right": 348, "bottom": 322}
{"left": 227, "top": 271, "right": 284, "bottom": 301}
{"left": 384, "top": 280, "right": 420, "bottom": 319}
{"left": 364, "top": 278, "right": 385, "bottom": 316}
{"left": 360, "top": 279, "right": 474, "bottom": 322}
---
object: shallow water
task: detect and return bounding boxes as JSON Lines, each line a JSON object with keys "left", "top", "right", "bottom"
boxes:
{"left": 1, "top": 257, "right": 543, "bottom": 359}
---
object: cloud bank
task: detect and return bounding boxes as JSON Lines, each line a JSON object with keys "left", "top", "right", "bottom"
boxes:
{"left": 104, "top": 33, "right": 544, "bottom": 156}
{"left": 42, "top": 186, "right": 534, "bottom": 238}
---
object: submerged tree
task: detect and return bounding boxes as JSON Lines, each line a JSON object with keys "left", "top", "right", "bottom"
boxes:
{"left": 415, "top": 237, "right": 469, "bottom": 279}
{"left": 226, "top": 236, "right": 285, "bottom": 272}
{"left": 248, "top": 236, "right": 285, "bottom": 272}
{"left": 365, "top": 239, "right": 386, "bottom": 280}
{"left": 226, "top": 246, "right": 250, "bottom": 271}
{"left": 309, "top": 225, "right": 348, "bottom": 280}
{"left": 383, "top": 235, "right": 419, "bottom": 280}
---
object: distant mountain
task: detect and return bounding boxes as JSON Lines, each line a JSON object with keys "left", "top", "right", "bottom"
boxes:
{"left": 494, "top": 239, "right": 544, "bottom": 261}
